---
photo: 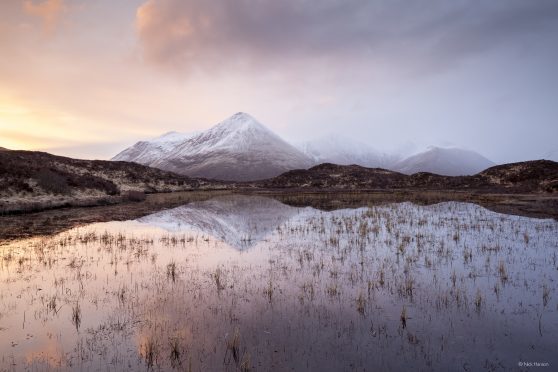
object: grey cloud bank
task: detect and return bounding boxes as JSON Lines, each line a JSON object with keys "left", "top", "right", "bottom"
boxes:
{"left": 134, "top": 0, "right": 558, "bottom": 164}
{"left": 136, "top": 0, "right": 558, "bottom": 73}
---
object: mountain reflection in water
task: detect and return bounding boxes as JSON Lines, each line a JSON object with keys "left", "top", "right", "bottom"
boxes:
{"left": 0, "top": 195, "right": 556, "bottom": 371}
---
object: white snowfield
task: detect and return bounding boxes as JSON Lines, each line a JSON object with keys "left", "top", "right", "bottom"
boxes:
{"left": 113, "top": 112, "right": 496, "bottom": 180}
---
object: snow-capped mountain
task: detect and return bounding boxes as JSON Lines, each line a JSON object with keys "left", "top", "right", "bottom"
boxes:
{"left": 392, "top": 147, "right": 495, "bottom": 176}
{"left": 296, "top": 135, "right": 400, "bottom": 168}
{"left": 113, "top": 112, "right": 313, "bottom": 181}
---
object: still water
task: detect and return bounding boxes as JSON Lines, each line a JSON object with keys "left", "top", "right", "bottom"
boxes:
{"left": 0, "top": 195, "right": 557, "bottom": 371}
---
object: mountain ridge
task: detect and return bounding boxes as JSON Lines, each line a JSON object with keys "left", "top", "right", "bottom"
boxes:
{"left": 112, "top": 113, "right": 496, "bottom": 180}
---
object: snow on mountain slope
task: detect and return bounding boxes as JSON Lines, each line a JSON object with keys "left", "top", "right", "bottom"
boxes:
{"left": 297, "top": 135, "right": 400, "bottom": 168}
{"left": 112, "top": 131, "right": 198, "bottom": 164}
{"left": 113, "top": 113, "right": 313, "bottom": 181}
{"left": 392, "top": 147, "right": 495, "bottom": 176}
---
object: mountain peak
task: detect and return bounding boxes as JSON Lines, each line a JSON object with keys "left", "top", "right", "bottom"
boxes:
{"left": 212, "top": 112, "right": 268, "bottom": 134}
{"left": 232, "top": 111, "right": 252, "bottom": 119}
{"left": 228, "top": 112, "right": 258, "bottom": 124}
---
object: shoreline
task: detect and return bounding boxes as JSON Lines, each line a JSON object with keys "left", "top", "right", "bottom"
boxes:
{"left": 2, "top": 185, "right": 556, "bottom": 215}
{"left": 1, "top": 189, "right": 556, "bottom": 242}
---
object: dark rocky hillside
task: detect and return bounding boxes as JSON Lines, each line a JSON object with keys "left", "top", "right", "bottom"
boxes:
{"left": 260, "top": 163, "right": 408, "bottom": 189}
{"left": 0, "top": 149, "right": 223, "bottom": 213}
{"left": 477, "top": 160, "right": 558, "bottom": 192}
{"left": 257, "top": 161, "right": 558, "bottom": 193}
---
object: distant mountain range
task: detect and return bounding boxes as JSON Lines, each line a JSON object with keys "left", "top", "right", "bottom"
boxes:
{"left": 113, "top": 112, "right": 496, "bottom": 180}
{"left": 296, "top": 137, "right": 494, "bottom": 176}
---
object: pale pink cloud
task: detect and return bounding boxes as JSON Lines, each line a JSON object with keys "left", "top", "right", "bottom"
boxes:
{"left": 23, "top": 0, "right": 66, "bottom": 33}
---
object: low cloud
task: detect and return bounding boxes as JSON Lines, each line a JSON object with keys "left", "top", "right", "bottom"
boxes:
{"left": 135, "top": 0, "right": 558, "bottom": 74}
{"left": 23, "top": 0, "right": 66, "bottom": 33}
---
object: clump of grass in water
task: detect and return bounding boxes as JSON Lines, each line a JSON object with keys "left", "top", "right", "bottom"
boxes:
{"left": 397, "top": 243, "right": 406, "bottom": 256}
{"left": 263, "top": 278, "right": 274, "bottom": 303}
{"left": 240, "top": 352, "right": 252, "bottom": 372}
{"left": 543, "top": 285, "right": 550, "bottom": 307}
{"left": 450, "top": 271, "right": 457, "bottom": 287}
{"left": 301, "top": 281, "right": 315, "bottom": 302}
{"left": 407, "top": 332, "right": 419, "bottom": 345}
{"left": 166, "top": 261, "right": 177, "bottom": 282}
{"left": 424, "top": 256, "right": 432, "bottom": 268}
{"left": 117, "top": 285, "right": 126, "bottom": 305}
{"left": 356, "top": 293, "right": 366, "bottom": 315}
{"left": 463, "top": 247, "right": 473, "bottom": 263}
{"left": 46, "top": 295, "right": 58, "bottom": 314}
{"left": 498, "top": 261, "right": 508, "bottom": 283}
{"left": 71, "top": 302, "right": 81, "bottom": 331}
{"left": 493, "top": 283, "right": 501, "bottom": 300}
{"left": 224, "top": 328, "right": 252, "bottom": 371}
{"left": 358, "top": 221, "right": 368, "bottom": 237}
{"left": 225, "top": 328, "right": 241, "bottom": 366}
{"left": 404, "top": 277, "right": 414, "bottom": 298}
{"left": 474, "top": 289, "right": 482, "bottom": 311}
{"left": 453, "top": 231, "right": 460, "bottom": 243}
{"left": 400, "top": 305, "right": 407, "bottom": 329}
{"left": 142, "top": 336, "right": 159, "bottom": 368}
{"left": 327, "top": 283, "right": 339, "bottom": 297}
{"left": 213, "top": 267, "right": 226, "bottom": 291}
{"left": 378, "top": 269, "right": 385, "bottom": 287}
{"left": 367, "top": 280, "right": 374, "bottom": 296}
{"left": 68, "top": 257, "right": 82, "bottom": 269}
{"left": 169, "top": 337, "right": 182, "bottom": 368}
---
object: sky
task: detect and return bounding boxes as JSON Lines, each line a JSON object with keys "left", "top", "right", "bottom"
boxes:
{"left": 0, "top": 0, "right": 557, "bottom": 163}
